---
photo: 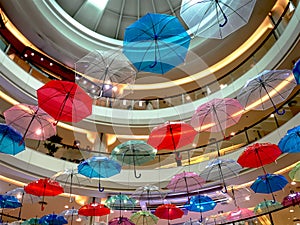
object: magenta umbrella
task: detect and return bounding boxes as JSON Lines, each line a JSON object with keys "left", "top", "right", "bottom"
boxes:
{"left": 190, "top": 98, "right": 243, "bottom": 140}
{"left": 4, "top": 103, "right": 56, "bottom": 140}
{"left": 282, "top": 190, "right": 300, "bottom": 207}
{"left": 226, "top": 207, "right": 254, "bottom": 221}
{"left": 109, "top": 217, "right": 134, "bottom": 225}
{"left": 167, "top": 171, "right": 205, "bottom": 201}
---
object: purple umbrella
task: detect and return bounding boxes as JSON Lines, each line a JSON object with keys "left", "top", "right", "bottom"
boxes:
{"left": 109, "top": 217, "right": 134, "bottom": 225}
{"left": 282, "top": 190, "right": 300, "bottom": 207}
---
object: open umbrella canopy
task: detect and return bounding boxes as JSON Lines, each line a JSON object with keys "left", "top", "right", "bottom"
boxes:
{"left": 0, "top": 195, "right": 22, "bottom": 208}
{"left": 281, "top": 191, "right": 300, "bottom": 207}
{"left": 154, "top": 204, "right": 184, "bottom": 221}
{"left": 77, "top": 156, "right": 121, "bottom": 192}
{"left": 109, "top": 217, "right": 134, "bottom": 225}
{"left": 226, "top": 207, "right": 254, "bottom": 221}
{"left": 147, "top": 121, "right": 197, "bottom": 150}
{"left": 75, "top": 49, "right": 136, "bottom": 98}
{"left": 37, "top": 80, "right": 92, "bottom": 123}
{"left": 250, "top": 174, "right": 288, "bottom": 195}
{"left": 4, "top": 104, "right": 56, "bottom": 140}
{"left": 105, "top": 193, "right": 137, "bottom": 210}
{"left": 289, "top": 162, "right": 300, "bottom": 182}
{"left": 278, "top": 126, "right": 300, "bottom": 153}
{"left": 21, "top": 218, "right": 41, "bottom": 225}
{"left": 111, "top": 140, "right": 157, "bottom": 178}
{"left": 167, "top": 171, "right": 205, "bottom": 200}
{"left": 0, "top": 124, "right": 25, "bottom": 155}
{"left": 123, "top": 13, "right": 191, "bottom": 74}
{"left": 237, "top": 143, "right": 282, "bottom": 169}
{"left": 78, "top": 202, "right": 110, "bottom": 217}
{"left": 184, "top": 195, "right": 216, "bottom": 212}
{"left": 237, "top": 70, "right": 297, "bottom": 115}
{"left": 131, "top": 185, "right": 165, "bottom": 206}
{"left": 5, "top": 187, "right": 42, "bottom": 204}
{"left": 180, "top": 0, "right": 256, "bottom": 39}
{"left": 293, "top": 58, "right": 300, "bottom": 84}
{"left": 130, "top": 211, "right": 159, "bottom": 225}
{"left": 254, "top": 200, "right": 283, "bottom": 214}
{"left": 39, "top": 214, "right": 68, "bottom": 225}
{"left": 190, "top": 98, "right": 243, "bottom": 139}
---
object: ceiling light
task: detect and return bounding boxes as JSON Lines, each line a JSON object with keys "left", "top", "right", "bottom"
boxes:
{"left": 112, "top": 86, "right": 118, "bottom": 92}
{"left": 24, "top": 54, "right": 28, "bottom": 57}
{"left": 49, "top": 62, "right": 53, "bottom": 66}
{"left": 31, "top": 52, "right": 34, "bottom": 56}
{"left": 75, "top": 218, "right": 82, "bottom": 222}
{"left": 290, "top": 209, "right": 294, "bottom": 213}
{"left": 40, "top": 57, "right": 44, "bottom": 61}
{"left": 245, "top": 196, "right": 250, "bottom": 201}
{"left": 64, "top": 205, "right": 69, "bottom": 209}
{"left": 291, "top": 181, "right": 297, "bottom": 185}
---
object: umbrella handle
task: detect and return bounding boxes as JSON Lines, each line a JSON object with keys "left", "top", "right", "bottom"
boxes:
{"left": 134, "top": 170, "right": 141, "bottom": 179}
{"left": 219, "top": 14, "right": 228, "bottom": 27}
{"left": 149, "top": 61, "right": 157, "bottom": 68}
{"left": 275, "top": 108, "right": 285, "bottom": 115}
{"left": 98, "top": 181, "right": 104, "bottom": 192}
{"left": 221, "top": 185, "right": 228, "bottom": 194}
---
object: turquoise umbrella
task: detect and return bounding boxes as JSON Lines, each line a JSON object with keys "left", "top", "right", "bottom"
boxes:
{"left": 0, "top": 124, "right": 25, "bottom": 155}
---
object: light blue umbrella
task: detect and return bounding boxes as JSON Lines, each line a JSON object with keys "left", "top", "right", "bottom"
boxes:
{"left": 123, "top": 13, "right": 191, "bottom": 74}
{"left": 0, "top": 124, "right": 25, "bottom": 155}
{"left": 78, "top": 156, "right": 121, "bottom": 192}
{"left": 278, "top": 126, "right": 300, "bottom": 153}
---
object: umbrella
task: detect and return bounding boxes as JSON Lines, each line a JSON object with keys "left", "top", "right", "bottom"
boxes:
{"left": 190, "top": 98, "right": 243, "bottom": 142}
{"left": 21, "top": 218, "right": 41, "bottom": 225}
{"left": 59, "top": 208, "right": 80, "bottom": 225}
{"left": 278, "top": 126, "right": 300, "bottom": 153}
{"left": 183, "top": 219, "right": 201, "bottom": 225}
{"left": 131, "top": 185, "right": 165, "bottom": 206}
{"left": 254, "top": 200, "right": 283, "bottom": 214}
{"left": 237, "top": 143, "right": 282, "bottom": 174}
{"left": 52, "top": 168, "right": 90, "bottom": 202}
{"left": 147, "top": 121, "right": 197, "bottom": 150}
{"left": 226, "top": 207, "right": 254, "bottom": 221}
{"left": 105, "top": 193, "right": 136, "bottom": 211}
{"left": 293, "top": 58, "right": 300, "bottom": 84}
{"left": 289, "top": 162, "right": 300, "bottom": 182}
{"left": 24, "top": 178, "right": 64, "bottom": 210}
{"left": 237, "top": 69, "right": 297, "bottom": 115}
{"left": 180, "top": 0, "right": 256, "bottom": 39}
{"left": 130, "top": 211, "right": 159, "bottom": 225}
{"left": 5, "top": 187, "right": 42, "bottom": 204}
{"left": 184, "top": 195, "right": 216, "bottom": 222}
{"left": 167, "top": 171, "right": 205, "bottom": 201}
{"left": 0, "top": 195, "right": 22, "bottom": 208}
{"left": 75, "top": 49, "right": 136, "bottom": 98}
{"left": 39, "top": 214, "right": 67, "bottom": 225}
{"left": 250, "top": 173, "right": 288, "bottom": 201}
{"left": 199, "top": 158, "right": 242, "bottom": 192}
{"left": 111, "top": 140, "right": 157, "bottom": 178}
{"left": 154, "top": 204, "right": 184, "bottom": 223}
{"left": 123, "top": 13, "right": 191, "bottom": 74}
{"left": 4, "top": 104, "right": 56, "bottom": 140}
{"left": 78, "top": 156, "right": 121, "bottom": 192}
{"left": 78, "top": 202, "right": 110, "bottom": 217}
{"left": 37, "top": 80, "right": 92, "bottom": 123}
{"left": 0, "top": 124, "right": 25, "bottom": 155}
{"left": 282, "top": 190, "right": 300, "bottom": 206}
{"left": 109, "top": 217, "right": 134, "bottom": 225}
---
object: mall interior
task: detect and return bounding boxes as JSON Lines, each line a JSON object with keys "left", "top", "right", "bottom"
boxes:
{"left": 0, "top": 0, "right": 300, "bottom": 225}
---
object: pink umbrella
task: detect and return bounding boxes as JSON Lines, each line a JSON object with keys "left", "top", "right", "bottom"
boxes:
{"left": 282, "top": 190, "right": 300, "bottom": 207}
{"left": 4, "top": 103, "right": 56, "bottom": 140}
{"left": 226, "top": 207, "right": 254, "bottom": 221}
{"left": 109, "top": 217, "right": 134, "bottom": 225}
{"left": 167, "top": 171, "right": 205, "bottom": 201}
{"left": 190, "top": 98, "right": 243, "bottom": 138}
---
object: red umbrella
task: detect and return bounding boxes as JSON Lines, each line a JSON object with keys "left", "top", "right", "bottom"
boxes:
{"left": 24, "top": 178, "right": 64, "bottom": 210}
{"left": 226, "top": 207, "right": 254, "bottom": 221}
{"left": 282, "top": 190, "right": 300, "bottom": 207}
{"left": 78, "top": 202, "right": 110, "bottom": 217}
{"left": 237, "top": 143, "right": 282, "bottom": 174}
{"left": 147, "top": 121, "right": 197, "bottom": 150}
{"left": 4, "top": 103, "right": 56, "bottom": 140}
{"left": 37, "top": 80, "right": 92, "bottom": 123}
{"left": 154, "top": 204, "right": 184, "bottom": 223}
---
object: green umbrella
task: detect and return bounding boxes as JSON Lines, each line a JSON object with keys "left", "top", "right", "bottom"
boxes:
{"left": 289, "top": 162, "right": 300, "bottom": 182}
{"left": 254, "top": 200, "right": 283, "bottom": 214}
{"left": 21, "top": 218, "right": 41, "bottom": 225}
{"left": 105, "top": 193, "right": 137, "bottom": 210}
{"left": 111, "top": 140, "right": 157, "bottom": 178}
{"left": 130, "top": 211, "right": 158, "bottom": 225}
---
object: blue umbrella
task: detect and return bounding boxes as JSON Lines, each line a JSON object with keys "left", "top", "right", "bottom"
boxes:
{"left": 293, "top": 58, "right": 300, "bottom": 84}
{"left": 123, "top": 13, "right": 191, "bottom": 74}
{"left": 77, "top": 156, "right": 121, "bottom": 192}
{"left": 0, "top": 123, "right": 25, "bottom": 155}
{"left": 250, "top": 174, "right": 288, "bottom": 201}
{"left": 0, "top": 194, "right": 22, "bottom": 208}
{"left": 39, "top": 214, "right": 68, "bottom": 225}
{"left": 184, "top": 195, "right": 216, "bottom": 222}
{"left": 278, "top": 126, "right": 300, "bottom": 153}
